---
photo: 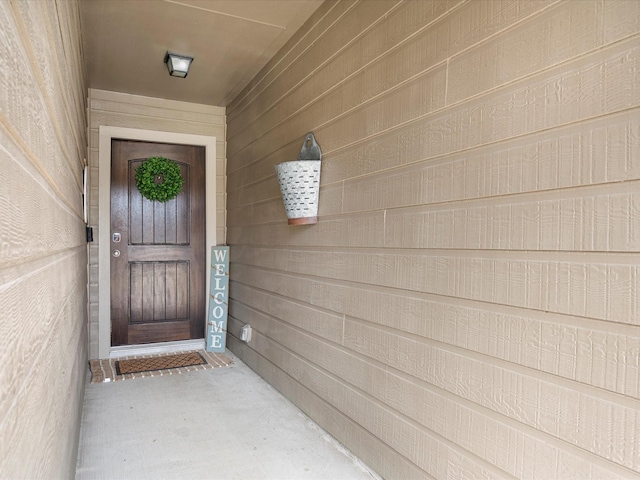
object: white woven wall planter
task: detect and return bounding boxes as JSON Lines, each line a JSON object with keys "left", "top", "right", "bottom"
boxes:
{"left": 275, "top": 133, "right": 322, "bottom": 225}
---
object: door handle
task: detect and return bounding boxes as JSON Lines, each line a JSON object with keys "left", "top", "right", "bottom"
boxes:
{"left": 112, "top": 250, "right": 121, "bottom": 258}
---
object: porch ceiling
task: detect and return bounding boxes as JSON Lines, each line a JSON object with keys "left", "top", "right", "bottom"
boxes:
{"left": 80, "top": 0, "right": 323, "bottom": 106}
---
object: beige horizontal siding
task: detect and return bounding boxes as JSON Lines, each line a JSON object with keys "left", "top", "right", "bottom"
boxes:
{"left": 226, "top": 0, "right": 640, "bottom": 478}
{"left": 231, "top": 262, "right": 640, "bottom": 397}
{"left": 0, "top": 0, "right": 88, "bottom": 477}
{"left": 87, "top": 89, "right": 227, "bottom": 359}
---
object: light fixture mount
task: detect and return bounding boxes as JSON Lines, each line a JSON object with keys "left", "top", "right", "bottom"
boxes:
{"left": 164, "top": 52, "right": 193, "bottom": 78}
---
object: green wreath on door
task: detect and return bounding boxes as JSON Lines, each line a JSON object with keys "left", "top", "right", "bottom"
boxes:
{"left": 135, "top": 156, "right": 184, "bottom": 202}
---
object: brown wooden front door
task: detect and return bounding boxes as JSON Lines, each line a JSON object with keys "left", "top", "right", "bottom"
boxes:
{"left": 110, "top": 139, "right": 206, "bottom": 346}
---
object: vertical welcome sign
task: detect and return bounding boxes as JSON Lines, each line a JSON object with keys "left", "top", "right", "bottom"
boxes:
{"left": 206, "top": 246, "right": 229, "bottom": 352}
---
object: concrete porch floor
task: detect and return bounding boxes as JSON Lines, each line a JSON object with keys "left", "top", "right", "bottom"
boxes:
{"left": 75, "top": 351, "right": 379, "bottom": 480}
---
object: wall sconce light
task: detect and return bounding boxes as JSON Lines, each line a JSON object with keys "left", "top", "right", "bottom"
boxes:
{"left": 164, "top": 52, "right": 193, "bottom": 78}
{"left": 275, "top": 132, "right": 322, "bottom": 225}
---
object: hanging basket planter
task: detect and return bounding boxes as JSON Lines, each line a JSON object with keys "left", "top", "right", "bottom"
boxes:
{"left": 275, "top": 132, "right": 322, "bottom": 225}
{"left": 135, "top": 156, "right": 184, "bottom": 202}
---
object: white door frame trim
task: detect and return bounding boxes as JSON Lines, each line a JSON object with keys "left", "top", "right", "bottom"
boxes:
{"left": 98, "top": 126, "right": 217, "bottom": 359}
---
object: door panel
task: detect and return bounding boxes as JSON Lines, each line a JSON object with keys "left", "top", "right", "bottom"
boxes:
{"left": 111, "top": 139, "right": 205, "bottom": 346}
{"left": 128, "top": 261, "right": 190, "bottom": 322}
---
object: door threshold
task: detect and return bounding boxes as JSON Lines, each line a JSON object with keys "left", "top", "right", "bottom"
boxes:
{"left": 109, "top": 339, "right": 205, "bottom": 359}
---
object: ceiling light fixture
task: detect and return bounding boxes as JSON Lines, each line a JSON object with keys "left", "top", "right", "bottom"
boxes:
{"left": 164, "top": 52, "right": 193, "bottom": 78}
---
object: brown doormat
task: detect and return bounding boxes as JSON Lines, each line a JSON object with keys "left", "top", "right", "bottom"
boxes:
{"left": 115, "top": 351, "right": 206, "bottom": 375}
{"left": 89, "top": 350, "right": 233, "bottom": 383}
